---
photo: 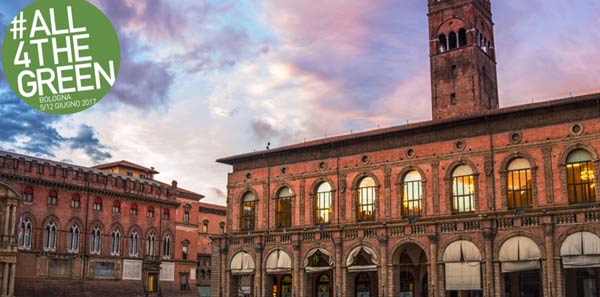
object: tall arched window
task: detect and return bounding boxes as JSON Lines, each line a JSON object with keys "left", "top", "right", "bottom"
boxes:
{"left": 48, "top": 190, "right": 58, "bottom": 205}
{"left": 566, "top": 149, "right": 596, "bottom": 204}
{"left": 129, "top": 230, "right": 139, "bottom": 257}
{"left": 403, "top": 171, "right": 423, "bottom": 217}
{"left": 112, "top": 200, "right": 121, "bottom": 213}
{"left": 356, "top": 177, "right": 376, "bottom": 221}
{"left": 162, "top": 234, "right": 171, "bottom": 259}
{"left": 130, "top": 203, "right": 138, "bottom": 215}
{"left": 147, "top": 206, "right": 154, "bottom": 218}
{"left": 68, "top": 224, "right": 80, "bottom": 253}
{"left": 111, "top": 230, "right": 121, "bottom": 256}
{"left": 314, "top": 182, "right": 333, "bottom": 224}
{"left": 276, "top": 187, "right": 293, "bottom": 228}
{"left": 18, "top": 218, "right": 33, "bottom": 250}
{"left": 147, "top": 232, "right": 156, "bottom": 256}
{"left": 458, "top": 28, "right": 467, "bottom": 47}
{"left": 43, "top": 221, "right": 57, "bottom": 251}
{"left": 448, "top": 31, "right": 457, "bottom": 50}
{"left": 507, "top": 158, "right": 533, "bottom": 209}
{"left": 438, "top": 34, "right": 448, "bottom": 52}
{"left": 23, "top": 186, "right": 34, "bottom": 202}
{"left": 240, "top": 192, "right": 256, "bottom": 230}
{"left": 93, "top": 197, "right": 102, "bottom": 211}
{"left": 452, "top": 165, "right": 476, "bottom": 213}
{"left": 90, "top": 226, "right": 102, "bottom": 254}
{"left": 70, "top": 194, "right": 81, "bottom": 208}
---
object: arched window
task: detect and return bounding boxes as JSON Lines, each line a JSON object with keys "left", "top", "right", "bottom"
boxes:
{"left": 90, "top": 226, "right": 102, "bottom": 254}
{"left": 43, "top": 221, "right": 57, "bottom": 251}
{"left": 356, "top": 177, "right": 376, "bottom": 221}
{"left": 403, "top": 171, "right": 423, "bottom": 217}
{"left": 566, "top": 149, "right": 596, "bottom": 204}
{"left": 130, "top": 203, "right": 138, "bottom": 215}
{"left": 147, "top": 206, "right": 154, "bottom": 218}
{"left": 68, "top": 224, "right": 80, "bottom": 252}
{"left": 241, "top": 192, "right": 257, "bottom": 230}
{"left": 18, "top": 218, "right": 33, "bottom": 250}
{"left": 202, "top": 220, "right": 209, "bottom": 233}
{"left": 147, "top": 232, "right": 156, "bottom": 256}
{"left": 111, "top": 230, "right": 121, "bottom": 256}
{"left": 129, "top": 230, "right": 139, "bottom": 257}
{"left": 23, "top": 186, "right": 34, "bottom": 202}
{"left": 314, "top": 182, "right": 333, "bottom": 224}
{"left": 93, "top": 197, "right": 103, "bottom": 211}
{"left": 162, "top": 234, "right": 171, "bottom": 259}
{"left": 162, "top": 208, "right": 170, "bottom": 220}
{"left": 219, "top": 221, "right": 225, "bottom": 234}
{"left": 448, "top": 31, "right": 457, "bottom": 50}
{"left": 276, "top": 187, "right": 293, "bottom": 228}
{"left": 506, "top": 158, "right": 533, "bottom": 209}
{"left": 452, "top": 165, "right": 476, "bottom": 213}
{"left": 458, "top": 28, "right": 467, "bottom": 47}
{"left": 438, "top": 34, "right": 448, "bottom": 52}
{"left": 48, "top": 190, "right": 58, "bottom": 205}
{"left": 112, "top": 200, "right": 121, "bottom": 213}
{"left": 70, "top": 193, "right": 81, "bottom": 208}
{"left": 183, "top": 206, "right": 190, "bottom": 224}
{"left": 181, "top": 240, "right": 189, "bottom": 260}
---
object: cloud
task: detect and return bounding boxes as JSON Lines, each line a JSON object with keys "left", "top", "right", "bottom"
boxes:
{"left": 67, "top": 125, "right": 112, "bottom": 162}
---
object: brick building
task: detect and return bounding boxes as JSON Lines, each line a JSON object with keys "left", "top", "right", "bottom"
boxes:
{"left": 212, "top": 1, "right": 600, "bottom": 297}
{"left": 0, "top": 153, "right": 225, "bottom": 297}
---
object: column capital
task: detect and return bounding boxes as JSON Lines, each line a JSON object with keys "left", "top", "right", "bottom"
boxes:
{"left": 427, "top": 234, "right": 439, "bottom": 244}
{"left": 483, "top": 227, "right": 497, "bottom": 240}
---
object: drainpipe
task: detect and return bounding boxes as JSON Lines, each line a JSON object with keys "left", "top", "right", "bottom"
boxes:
{"left": 83, "top": 172, "right": 91, "bottom": 280}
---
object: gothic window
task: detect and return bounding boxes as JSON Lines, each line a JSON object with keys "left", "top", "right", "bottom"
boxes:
{"left": 506, "top": 158, "right": 533, "bottom": 209}
{"left": 48, "top": 190, "right": 58, "bottom": 205}
{"left": 111, "top": 230, "right": 121, "bottom": 256}
{"left": 93, "top": 197, "right": 103, "bottom": 211}
{"left": 147, "top": 206, "right": 154, "bottom": 218}
{"left": 458, "top": 28, "right": 467, "bottom": 47}
{"left": 162, "top": 234, "right": 171, "bottom": 259}
{"left": 439, "top": 34, "right": 448, "bottom": 52}
{"left": 18, "top": 218, "right": 33, "bottom": 250}
{"left": 130, "top": 203, "right": 138, "bottom": 215}
{"left": 276, "top": 187, "right": 293, "bottom": 228}
{"left": 90, "top": 226, "right": 102, "bottom": 254}
{"left": 566, "top": 149, "right": 596, "bottom": 204}
{"left": 129, "top": 230, "right": 139, "bottom": 257}
{"left": 314, "top": 182, "right": 333, "bottom": 224}
{"left": 356, "top": 177, "right": 376, "bottom": 221}
{"left": 452, "top": 165, "right": 476, "bottom": 213}
{"left": 241, "top": 192, "right": 256, "bottom": 230}
{"left": 70, "top": 194, "right": 81, "bottom": 208}
{"left": 402, "top": 171, "right": 423, "bottom": 217}
{"left": 68, "top": 224, "right": 80, "bottom": 253}
{"left": 23, "top": 186, "right": 33, "bottom": 202}
{"left": 147, "top": 232, "right": 156, "bottom": 256}
{"left": 43, "top": 221, "right": 57, "bottom": 252}
{"left": 448, "top": 31, "right": 457, "bottom": 50}
{"left": 113, "top": 200, "right": 121, "bottom": 213}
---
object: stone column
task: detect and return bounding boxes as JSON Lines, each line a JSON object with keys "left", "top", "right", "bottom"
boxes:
{"left": 3, "top": 204, "right": 9, "bottom": 236}
{"left": 8, "top": 263, "right": 15, "bottom": 296}
{"left": 2, "top": 263, "right": 8, "bottom": 296}
{"left": 335, "top": 240, "right": 342, "bottom": 297}
{"left": 10, "top": 206, "right": 16, "bottom": 236}
{"left": 493, "top": 262, "right": 502, "bottom": 297}
{"left": 293, "top": 242, "right": 301, "bottom": 297}
{"left": 256, "top": 244, "right": 264, "bottom": 297}
{"left": 379, "top": 237, "right": 388, "bottom": 296}
{"left": 483, "top": 228, "right": 496, "bottom": 297}
{"left": 428, "top": 234, "right": 439, "bottom": 297}
{"left": 544, "top": 224, "right": 556, "bottom": 297}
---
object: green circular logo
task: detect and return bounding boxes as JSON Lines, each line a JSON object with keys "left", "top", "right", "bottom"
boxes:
{"left": 2, "top": 0, "right": 120, "bottom": 114}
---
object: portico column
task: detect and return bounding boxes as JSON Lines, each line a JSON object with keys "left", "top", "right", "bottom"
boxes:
{"left": 483, "top": 228, "right": 496, "bottom": 297}
{"left": 8, "top": 264, "right": 15, "bottom": 297}
{"left": 379, "top": 237, "right": 388, "bottom": 296}
{"left": 544, "top": 224, "right": 556, "bottom": 297}
{"left": 3, "top": 205, "right": 9, "bottom": 236}
{"left": 9, "top": 206, "right": 17, "bottom": 237}
{"left": 428, "top": 234, "right": 439, "bottom": 297}
{"left": 293, "top": 242, "right": 301, "bottom": 297}
{"left": 255, "top": 244, "right": 264, "bottom": 297}
{"left": 335, "top": 240, "right": 342, "bottom": 297}
{"left": 2, "top": 263, "right": 8, "bottom": 297}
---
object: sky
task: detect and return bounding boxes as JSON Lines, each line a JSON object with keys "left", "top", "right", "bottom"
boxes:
{"left": 0, "top": 0, "right": 599, "bottom": 205}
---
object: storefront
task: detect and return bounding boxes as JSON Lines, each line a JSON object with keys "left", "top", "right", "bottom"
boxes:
{"left": 304, "top": 248, "right": 334, "bottom": 297}
{"left": 346, "top": 246, "right": 379, "bottom": 297}
{"left": 266, "top": 249, "right": 293, "bottom": 297}
{"left": 443, "top": 240, "right": 482, "bottom": 297}
{"left": 498, "top": 236, "right": 542, "bottom": 297}
{"left": 561, "top": 232, "right": 600, "bottom": 297}
{"left": 230, "top": 251, "right": 255, "bottom": 297}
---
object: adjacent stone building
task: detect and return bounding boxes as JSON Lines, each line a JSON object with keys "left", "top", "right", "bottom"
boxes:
{"left": 212, "top": 1, "right": 600, "bottom": 297}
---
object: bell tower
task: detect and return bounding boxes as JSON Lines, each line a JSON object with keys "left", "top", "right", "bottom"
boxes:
{"left": 428, "top": 0, "right": 499, "bottom": 120}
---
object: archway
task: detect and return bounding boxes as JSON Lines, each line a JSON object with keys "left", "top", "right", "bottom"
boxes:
{"left": 266, "top": 249, "right": 293, "bottom": 297}
{"left": 230, "top": 251, "right": 255, "bottom": 297}
{"left": 499, "top": 236, "right": 542, "bottom": 297}
{"left": 304, "top": 248, "right": 334, "bottom": 297}
{"left": 392, "top": 243, "right": 428, "bottom": 297}
{"left": 443, "top": 240, "right": 483, "bottom": 297}
{"left": 346, "top": 246, "right": 379, "bottom": 297}
{"left": 561, "top": 232, "right": 600, "bottom": 297}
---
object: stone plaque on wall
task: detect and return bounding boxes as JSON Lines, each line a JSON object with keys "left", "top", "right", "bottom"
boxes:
{"left": 122, "top": 259, "right": 142, "bottom": 280}
{"left": 160, "top": 262, "right": 175, "bottom": 281}
{"left": 48, "top": 258, "right": 72, "bottom": 277}
{"left": 190, "top": 267, "right": 196, "bottom": 280}
{"left": 95, "top": 262, "right": 115, "bottom": 278}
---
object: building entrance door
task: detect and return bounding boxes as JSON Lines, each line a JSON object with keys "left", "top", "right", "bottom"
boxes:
{"left": 503, "top": 270, "right": 541, "bottom": 297}
{"left": 355, "top": 272, "right": 371, "bottom": 297}
{"left": 316, "top": 274, "right": 330, "bottom": 297}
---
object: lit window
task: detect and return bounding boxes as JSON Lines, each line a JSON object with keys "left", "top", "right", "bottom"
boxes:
{"left": 113, "top": 200, "right": 121, "bottom": 213}
{"left": 566, "top": 149, "right": 596, "bottom": 204}
{"left": 93, "top": 197, "right": 103, "bottom": 211}
{"left": 314, "top": 183, "right": 332, "bottom": 224}
{"left": 23, "top": 186, "right": 33, "bottom": 202}
{"left": 129, "top": 230, "right": 139, "bottom": 257}
{"left": 48, "top": 190, "right": 58, "bottom": 205}
{"left": 111, "top": 230, "right": 121, "bottom": 256}
{"left": 71, "top": 193, "right": 81, "bottom": 208}
{"left": 506, "top": 158, "right": 533, "bottom": 209}
{"left": 130, "top": 203, "right": 138, "bottom": 215}
{"left": 147, "top": 206, "right": 155, "bottom": 218}
{"left": 402, "top": 171, "right": 423, "bottom": 217}
{"left": 241, "top": 192, "right": 256, "bottom": 230}
{"left": 43, "top": 221, "right": 57, "bottom": 252}
{"left": 452, "top": 165, "right": 476, "bottom": 213}
{"left": 18, "top": 219, "right": 33, "bottom": 250}
{"left": 90, "top": 226, "right": 102, "bottom": 254}
{"left": 276, "top": 187, "right": 292, "bottom": 228}
{"left": 68, "top": 224, "right": 80, "bottom": 253}
{"left": 356, "top": 177, "right": 376, "bottom": 221}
